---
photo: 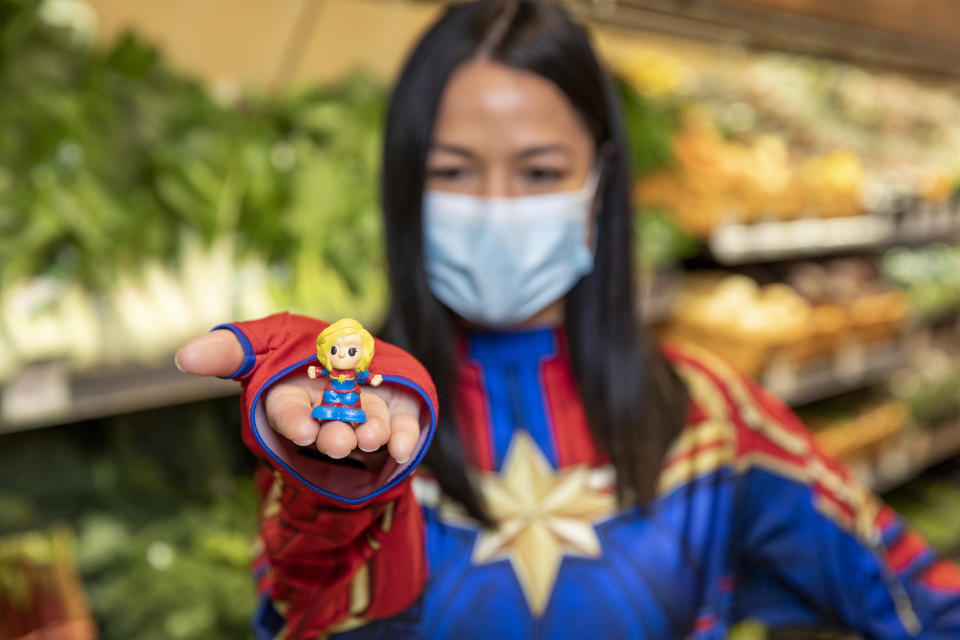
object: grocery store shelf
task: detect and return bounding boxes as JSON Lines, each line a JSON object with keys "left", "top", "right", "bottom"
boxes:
{"left": 0, "top": 319, "right": 942, "bottom": 433}
{"left": 709, "top": 216, "right": 892, "bottom": 264}
{"left": 708, "top": 206, "right": 960, "bottom": 266}
{"left": 0, "top": 361, "right": 239, "bottom": 433}
{"left": 2, "top": 343, "right": 957, "bottom": 495}
{"left": 405, "top": 0, "right": 960, "bottom": 78}
{"left": 762, "top": 338, "right": 907, "bottom": 406}
{"left": 852, "top": 420, "right": 960, "bottom": 494}
{"left": 895, "top": 204, "right": 960, "bottom": 246}
{"left": 576, "top": 0, "right": 960, "bottom": 79}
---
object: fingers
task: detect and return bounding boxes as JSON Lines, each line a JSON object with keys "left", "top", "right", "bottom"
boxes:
{"left": 267, "top": 382, "right": 358, "bottom": 458}
{"left": 315, "top": 421, "right": 357, "bottom": 459}
{"left": 387, "top": 392, "right": 422, "bottom": 463}
{"left": 355, "top": 393, "right": 390, "bottom": 453}
{"left": 388, "top": 413, "right": 420, "bottom": 464}
{"left": 262, "top": 375, "right": 424, "bottom": 466}
{"left": 265, "top": 384, "right": 318, "bottom": 446}
{"left": 175, "top": 330, "right": 245, "bottom": 377}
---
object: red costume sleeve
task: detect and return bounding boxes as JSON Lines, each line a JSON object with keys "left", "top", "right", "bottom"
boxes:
{"left": 212, "top": 312, "right": 437, "bottom": 638}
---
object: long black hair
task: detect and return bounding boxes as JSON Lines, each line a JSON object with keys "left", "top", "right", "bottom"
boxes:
{"left": 380, "top": 0, "right": 689, "bottom": 521}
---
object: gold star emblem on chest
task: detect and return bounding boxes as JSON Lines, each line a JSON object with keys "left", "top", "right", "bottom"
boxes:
{"left": 471, "top": 431, "right": 617, "bottom": 617}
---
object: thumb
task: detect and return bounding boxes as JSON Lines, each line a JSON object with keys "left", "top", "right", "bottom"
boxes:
{"left": 175, "top": 329, "right": 246, "bottom": 378}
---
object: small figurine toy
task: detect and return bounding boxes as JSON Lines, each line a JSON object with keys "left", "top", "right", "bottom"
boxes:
{"left": 307, "top": 318, "right": 382, "bottom": 424}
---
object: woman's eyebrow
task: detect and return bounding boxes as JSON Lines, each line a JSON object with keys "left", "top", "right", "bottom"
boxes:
{"left": 515, "top": 144, "right": 571, "bottom": 159}
{"left": 429, "top": 143, "right": 572, "bottom": 159}
{"left": 430, "top": 143, "right": 476, "bottom": 158}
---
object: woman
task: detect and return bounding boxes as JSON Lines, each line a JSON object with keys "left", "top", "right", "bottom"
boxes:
{"left": 176, "top": 1, "right": 960, "bottom": 638}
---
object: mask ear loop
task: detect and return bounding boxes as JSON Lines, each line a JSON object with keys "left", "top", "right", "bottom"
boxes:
{"left": 586, "top": 140, "right": 616, "bottom": 257}
{"left": 593, "top": 140, "right": 616, "bottom": 199}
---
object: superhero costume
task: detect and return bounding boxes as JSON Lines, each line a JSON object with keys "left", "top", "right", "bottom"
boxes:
{"left": 214, "top": 314, "right": 960, "bottom": 639}
{"left": 311, "top": 368, "right": 374, "bottom": 423}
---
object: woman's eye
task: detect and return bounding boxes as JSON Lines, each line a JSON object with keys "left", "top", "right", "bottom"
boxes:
{"left": 348, "top": 347, "right": 357, "bottom": 356}
{"left": 523, "top": 167, "right": 565, "bottom": 183}
{"left": 427, "top": 166, "right": 470, "bottom": 180}
{"left": 330, "top": 346, "right": 338, "bottom": 355}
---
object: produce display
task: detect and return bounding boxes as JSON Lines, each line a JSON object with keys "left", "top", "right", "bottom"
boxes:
{"left": 664, "top": 260, "right": 910, "bottom": 376}
{"left": 891, "top": 350, "right": 960, "bottom": 427}
{"left": 780, "top": 258, "right": 911, "bottom": 356}
{"left": 2, "top": 3, "right": 960, "bottom": 639}
{"left": 614, "top": 73, "right": 700, "bottom": 271}
{"left": 0, "top": 400, "right": 257, "bottom": 640}
{"left": 813, "top": 401, "right": 910, "bottom": 462}
{"left": 799, "top": 390, "right": 910, "bottom": 461}
{"left": 887, "top": 467, "right": 960, "bottom": 561}
{"left": 664, "top": 273, "right": 810, "bottom": 376}
{"left": 0, "top": 0, "right": 389, "bottom": 378}
{"left": 0, "top": 526, "right": 95, "bottom": 640}
{"left": 622, "top": 43, "right": 960, "bottom": 239}
{"left": 882, "top": 244, "right": 960, "bottom": 321}
{"left": 0, "top": 1, "right": 697, "bottom": 386}
{"left": 737, "top": 55, "right": 960, "bottom": 172}
{"left": 636, "top": 110, "right": 867, "bottom": 237}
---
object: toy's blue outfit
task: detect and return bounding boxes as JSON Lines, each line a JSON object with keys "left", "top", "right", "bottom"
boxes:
{"left": 218, "top": 314, "right": 960, "bottom": 639}
{"left": 311, "top": 367, "right": 373, "bottom": 423}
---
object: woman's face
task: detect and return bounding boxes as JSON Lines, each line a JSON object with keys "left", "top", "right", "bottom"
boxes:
{"left": 426, "top": 59, "right": 595, "bottom": 197}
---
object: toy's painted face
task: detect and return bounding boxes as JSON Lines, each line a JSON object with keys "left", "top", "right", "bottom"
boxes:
{"left": 329, "top": 334, "right": 364, "bottom": 370}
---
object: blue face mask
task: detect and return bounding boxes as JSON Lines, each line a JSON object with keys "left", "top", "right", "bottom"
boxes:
{"left": 422, "top": 177, "right": 598, "bottom": 326}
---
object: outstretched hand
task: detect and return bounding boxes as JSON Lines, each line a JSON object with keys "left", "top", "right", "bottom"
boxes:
{"left": 176, "top": 330, "right": 422, "bottom": 463}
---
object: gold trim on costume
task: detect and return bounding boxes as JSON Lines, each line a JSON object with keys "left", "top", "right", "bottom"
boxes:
{"left": 349, "top": 564, "right": 371, "bottom": 615}
{"left": 381, "top": 501, "right": 395, "bottom": 533}
{"left": 262, "top": 474, "right": 283, "bottom": 519}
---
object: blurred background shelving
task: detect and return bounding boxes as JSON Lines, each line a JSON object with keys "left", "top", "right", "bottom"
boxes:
{"left": 2, "top": 0, "right": 960, "bottom": 639}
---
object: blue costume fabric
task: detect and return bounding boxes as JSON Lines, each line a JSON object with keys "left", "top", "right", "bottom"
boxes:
{"left": 222, "top": 316, "right": 960, "bottom": 639}
{"left": 311, "top": 368, "right": 373, "bottom": 423}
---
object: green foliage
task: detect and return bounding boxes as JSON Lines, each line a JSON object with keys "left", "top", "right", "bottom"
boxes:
{"left": 616, "top": 78, "right": 693, "bottom": 269}
{"left": 0, "top": 0, "right": 390, "bottom": 321}
{"left": 0, "top": 399, "right": 259, "bottom": 639}
{"left": 636, "top": 207, "right": 698, "bottom": 269}
{"left": 1, "top": 0, "right": 694, "bottom": 318}
{"left": 0, "top": 9, "right": 219, "bottom": 289}
{"left": 887, "top": 467, "right": 960, "bottom": 562}
{"left": 78, "top": 499, "right": 257, "bottom": 640}
{"left": 614, "top": 76, "right": 678, "bottom": 178}
{"left": 899, "top": 373, "right": 960, "bottom": 426}
{"left": 728, "top": 620, "right": 768, "bottom": 640}
{"left": 882, "top": 245, "right": 960, "bottom": 321}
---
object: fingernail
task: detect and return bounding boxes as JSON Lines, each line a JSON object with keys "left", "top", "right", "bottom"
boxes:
{"left": 358, "top": 444, "right": 378, "bottom": 453}
{"left": 174, "top": 351, "right": 184, "bottom": 373}
{"left": 395, "top": 456, "right": 410, "bottom": 464}
{"left": 294, "top": 437, "right": 314, "bottom": 446}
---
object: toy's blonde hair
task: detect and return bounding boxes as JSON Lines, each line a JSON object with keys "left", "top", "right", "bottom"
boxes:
{"left": 316, "top": 318, "right": 375, "bottom": 371}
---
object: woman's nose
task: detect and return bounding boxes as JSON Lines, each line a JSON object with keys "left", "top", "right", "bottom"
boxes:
{"left": 480, "top": 167, "right": 511, "bottom": 199}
